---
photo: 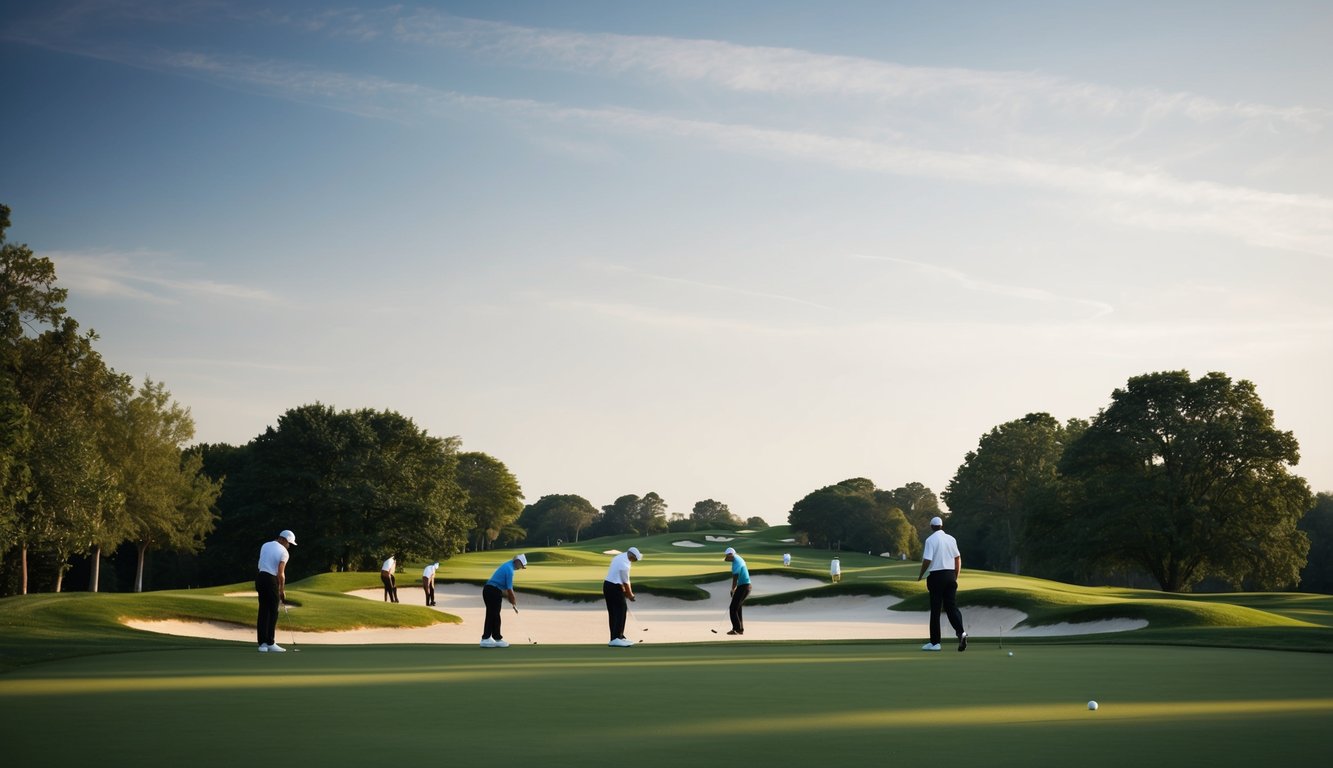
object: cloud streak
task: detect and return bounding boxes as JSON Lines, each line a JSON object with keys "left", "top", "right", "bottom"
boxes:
{"left": 50, "top": 251, "right": 279, "bottom": 305}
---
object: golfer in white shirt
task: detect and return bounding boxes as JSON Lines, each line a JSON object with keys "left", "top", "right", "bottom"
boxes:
{"left": 917, "top": 516, "right": 967, "bottom": 652}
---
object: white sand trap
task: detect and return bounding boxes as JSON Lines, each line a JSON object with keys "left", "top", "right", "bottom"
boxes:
{"left": 672, "top": 541, "right": 705, "bottom": 548}
{"left": 124, "top": 575, "right": 1147, "bottom": 646}
{"left": 704, "top": 535, "right": 735, "bottom": 542}
{"left": 602, "top": 549, "right": 621, "bottom": 555}
{"left": 780, "top": 538, "right": 795, "bottom": 543}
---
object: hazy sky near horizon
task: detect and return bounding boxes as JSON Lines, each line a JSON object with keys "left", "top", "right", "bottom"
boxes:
{"left": 3, "top": 0, "right": 1331, "bottom": 525}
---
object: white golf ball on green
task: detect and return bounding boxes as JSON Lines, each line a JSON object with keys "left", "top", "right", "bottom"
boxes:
{"left": 1088, "top": 700, "right": 1099, "bottom": 711}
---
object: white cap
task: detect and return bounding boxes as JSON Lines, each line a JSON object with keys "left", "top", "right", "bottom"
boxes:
{"left": 627, "top": 546, "right": 643, "bottom": 560}
{"left": 723, "top": 547, "right": 737, "bottom": 557}
{"left": 515, "top": 553, "right": 528, "bottom": 568}
{"left": 929, "top": 516, "right": 943, "bottom": 527}
{"left": 278, "top": 530, "right": 297, "bottom": 545}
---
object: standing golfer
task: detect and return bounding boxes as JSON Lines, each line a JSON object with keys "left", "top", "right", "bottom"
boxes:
{"left": 830, "top": 557, "right": 841, "bottom": 583}
{"left": 256, "top": 529, "right": 296, "bottom": 653}
{"left": 381, "top": 554, "right": 399, "bottom": 603}
{"left": 422, "top": 561, "right": 440, "bottom": 606}
{"left": 603, "top": 546, "right": 641, "bottom": 647}
{"left": 724, "top": 547, "right": 751, "bottom": 636}
{"left": 481, "top": 554, "right": 527, "bottom": 648}
{"left": 917, "top": 516, "right": 966, "bottom": 652}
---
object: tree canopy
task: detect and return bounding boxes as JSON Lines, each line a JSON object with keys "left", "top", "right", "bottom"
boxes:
{"left": 788, "top": 478, "right": 917, "bottom": 556}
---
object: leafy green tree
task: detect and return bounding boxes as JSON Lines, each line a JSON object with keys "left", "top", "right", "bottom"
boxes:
{"left": 789, "top": 478, "right": 913, "bottom": 554}
{"left": 225, "top": 404, "right": 466, "bottom": 576}
{"left": 1057, "top": 371, "right": 1311, "bottom": 592}
{"left": 518, "top": 494, "right": 599, "bottom": 545}
{"left": 691, "top": 499, "right": 740, "bottom": 528}
{"left": 104, "top": 379, "right": 220, "bottom": 592}
{"left": 456, "top": 452, "right": 524, "bottom": 551}
{"left": 742, "top": 516, "right": 770, "bottom": 530}
{"left": 942, "top": 413, "right": 1085, "bottom": 573}
{"left": 634, "top": 492, "right": 669, "bottom": 536}
{"left": 880, "top": 482, "right": 943, "bottom": 557}
{"left": 1298, "top": 492, "right": 1333, "bottom": 594}
{"left": 597, "top": 494, "right": 640, "bottom": 537}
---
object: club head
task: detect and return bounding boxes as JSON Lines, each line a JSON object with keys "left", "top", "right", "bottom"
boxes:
{"left": 710, "top": 629, "right": 718, "bottom": 634}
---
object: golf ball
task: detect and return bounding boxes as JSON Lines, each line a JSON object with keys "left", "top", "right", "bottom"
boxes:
{"left": 1088, "top": 700, "right": 1099, "bottom": 711}
{"left": 1007, "top": 651, "right": 1014, "bottom": 657}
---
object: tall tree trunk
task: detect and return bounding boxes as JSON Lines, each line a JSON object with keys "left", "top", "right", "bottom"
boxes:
{"left": 134, "top": 541, "right": 148, "bottom": 592}
{"left": 55, "top": 568, "right": 64, "bottom": 593}
{"left": 20, "top": 544, "right": 27, "bottom": 595}
{"left": 89, "top": 545, "right": 101, "bottom": 592}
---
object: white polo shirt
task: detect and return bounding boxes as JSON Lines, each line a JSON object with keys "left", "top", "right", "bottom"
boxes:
{"left": 922, "top": 530, "right": 961, "bottom": 572}
{"left": 381, "top": 557, "right": 396, "bottom": 573}
{"left": 258, "top": 540, "right": 289, "bottom": 576}
{"left": 422, "top": 563, "right": 439, "bottom": 579}
{"left": 605, "top": 552, "right": 633, "bottom": 584}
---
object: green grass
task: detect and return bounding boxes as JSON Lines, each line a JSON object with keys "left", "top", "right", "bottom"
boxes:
{"left": 1, "top": 642, "right": 1329, "bottom": 766}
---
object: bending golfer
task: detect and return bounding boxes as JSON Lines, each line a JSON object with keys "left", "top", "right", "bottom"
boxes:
{"left": 603, "top": 547, "right": 641, "bottom": 647}
{"left": 422, "top": 561, "right": 439, "bottom": 606}
{"left": 256, "top": 529, "right": 296, "bottom": 653}
{"left": 917, "top": 516, "right": 967, "bottom": 652}
{"left": 481, "top": 554, "right": 527, "bottom": 648}
{"left": 381, "top": 554, "right": 399, "bottom": 603}
{"left": 724, "top": 547, "right": 751, "bottom": 636}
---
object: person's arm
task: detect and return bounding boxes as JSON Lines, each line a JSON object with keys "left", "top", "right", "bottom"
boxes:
{"left": 277, "top": 559, "right": 287, "bottom": 603}
{"left": 505, "top": 588, "right": 517, "bottom": 606}
{"left": 731, "top": 573, "right": 738, "bottom": 595}
{"left": 917, "top": 559, "right": 932, "bottom": 581}
{"left": 953, "top": 555, "right": 961, "bottom": 578}
{"left": 622, "top": 579, "right": 635, "bottom": 601}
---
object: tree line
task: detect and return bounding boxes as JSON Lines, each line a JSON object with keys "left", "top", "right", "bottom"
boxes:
{"left": 940, "top": 372, "right": 1327, "bottom": 593}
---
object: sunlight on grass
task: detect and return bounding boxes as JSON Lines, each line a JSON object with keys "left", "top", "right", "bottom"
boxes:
{"left": 669, "top": 698, "right": 1333, "bottom": 735}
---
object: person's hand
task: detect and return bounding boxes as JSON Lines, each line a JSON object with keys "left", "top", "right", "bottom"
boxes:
{"left": 628, "top": 594, "right": 636, "bottom": 601}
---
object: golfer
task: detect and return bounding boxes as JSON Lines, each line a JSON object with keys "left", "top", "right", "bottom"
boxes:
{"left": 422, "top": 561, "right": 439, "bottom": 606}
{"left": 380, "top": 554, "right": 399, "bottom": 603}
{"left": 256, "top": 529, "right": 296, "bottom": 653}
{"left": 917, "top": 516, "right": 967, "bottom": 652}
{"left": 724, "top": 547, "right": 751, "bottom": 635}
{"left": 830, "top": 557, "right": 841, "bottom": 583}
{"left": 481, "top": 554, "right": 527, "bottom": 648}
{"left": 603, "top": 547, "right": 641, "bottom": 647}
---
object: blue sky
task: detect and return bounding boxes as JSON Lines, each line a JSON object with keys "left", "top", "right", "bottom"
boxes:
{"left": 3, "top": 0, "right": 1331, "bottom": 525}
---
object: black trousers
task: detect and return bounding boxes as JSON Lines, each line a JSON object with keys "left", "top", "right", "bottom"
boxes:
{"left": 481, "top": 584, "right": 504, "bottom": 640}
{"left": 256, "top": 571, "right": 279, "bottom": 646}
{"left": 603, "top": 581, "right": 627, "bottom": 641}
{"left": 423, "top": 577, "right": 435, "bottom": 605}
{"left": 381, "top": 571, "right": 398, "bottom": 602}
{"left": 927, "top": 570, "right": 965, "bottom": 645}
{"left": 729, "top": 584, "right": 751, "bottom": 633}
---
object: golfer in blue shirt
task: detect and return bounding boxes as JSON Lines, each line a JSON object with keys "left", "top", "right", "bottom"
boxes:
{"left": 481, "top": 554, "right": 527, "bottom": 648}
{"left": 724, "top": 547, "right": 751, "bottom": 636}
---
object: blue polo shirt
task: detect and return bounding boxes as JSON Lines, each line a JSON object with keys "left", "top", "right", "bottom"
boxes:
{"left": 487, "top": 560, "right": 517, "bottom": 591}
{"left": 731, "top": 554, "right": 751, "bottom": 586}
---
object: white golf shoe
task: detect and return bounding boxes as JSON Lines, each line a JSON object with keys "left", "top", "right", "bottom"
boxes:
{"left": 921, "top": 643, "right": 942, "bottom": 651}
{"left": 267, "top": 643, "right": 286, "bottom": 653}
{"left": 480, "top": 638, "right": 497, "bottom": 648}
{"left": 258, "top": 644, "right": 269, "bottom": 652}
{"left": 609, "top": 638, "right": 633, "bottom": 647}
{"left": 494, "top": 640, "right": 510, "bottom": 648}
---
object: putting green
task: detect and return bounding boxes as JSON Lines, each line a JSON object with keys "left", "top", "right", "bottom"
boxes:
{"left": 3, "top": 642, "right": 1328, "bottom": 766}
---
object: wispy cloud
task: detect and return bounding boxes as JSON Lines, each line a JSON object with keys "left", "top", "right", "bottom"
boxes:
{"left": 597, "top": 263, "right": 839, "bottom": 314}
{"left": 853, "top": 255, "right": 1115, "bottom": 320}
{"left": 50, "top": 251, "right": 279, "bottom": 305}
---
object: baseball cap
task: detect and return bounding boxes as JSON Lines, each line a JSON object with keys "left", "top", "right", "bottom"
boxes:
{"left": 515, "top": 553, "right": 528, "bottom": 568}
{"left": 279, "top": 530, "right": 297, "bottom": 545}
{"left": 627, "top": 546, "right": 643, "bottom": 560}
{"left": 929, "top": 516, "right": 943, "bottom": 527}
{"left": 723, "top": 547, "right": 737, "bottom": 557}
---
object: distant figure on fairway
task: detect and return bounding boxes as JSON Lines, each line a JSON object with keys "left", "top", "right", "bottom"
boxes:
{"left": 481, "top": 554, "right": 527, "bottom": 648}
{"left": 724, "top": 547, "right": 751, "bottom": 635}
{"left": 782, "top": 553, "right": 791, "bottom": 567}
{"left": 603, "top": 547, "right": 641, "bottom": 647}
{"left": 917, "top": 516, "right": 966, "bottom": 652}
{"left": 830, "top": 558, "right": 841, "bottom": 583}
{"left": 381, "top": 555, "right": 399, "bottom": 603}
{"left": 256, "top": 529, "right": 296, "bottom": 653}
{"left": 422, "top": 561, "right": 440, "bottom": 606}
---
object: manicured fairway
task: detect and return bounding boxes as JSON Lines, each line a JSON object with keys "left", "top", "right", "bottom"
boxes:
{"left": 2, "top": 641, "right": 1329, "bottom": 766}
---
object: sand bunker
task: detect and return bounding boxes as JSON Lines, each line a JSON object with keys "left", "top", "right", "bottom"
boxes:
{"left": 672, "top": 541, "right": 706, "bottom": 548}
{"left": 123, "top": 574, "right": 1146, "bottom": 646}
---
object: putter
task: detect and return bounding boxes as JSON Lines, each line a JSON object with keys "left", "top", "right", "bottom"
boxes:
{"left": 282, "top": 602, "right": 301, "bottom": 652}
{"left": 627, "top": 604, "right": 646, "bottom": 642}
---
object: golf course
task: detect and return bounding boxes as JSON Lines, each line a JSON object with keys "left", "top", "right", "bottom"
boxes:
{"left": 3, "top": 527, "right": 1332, "bottom": 766}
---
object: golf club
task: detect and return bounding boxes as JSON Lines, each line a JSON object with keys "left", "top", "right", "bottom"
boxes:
{"left": 511, "top": 604, "right": 535, "bottom": 645}
{"left": 627, "top": 605, "right": 646, "bottom": 642}
{"left": 281, "top": 602, "right": 300, "bottom": 652}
